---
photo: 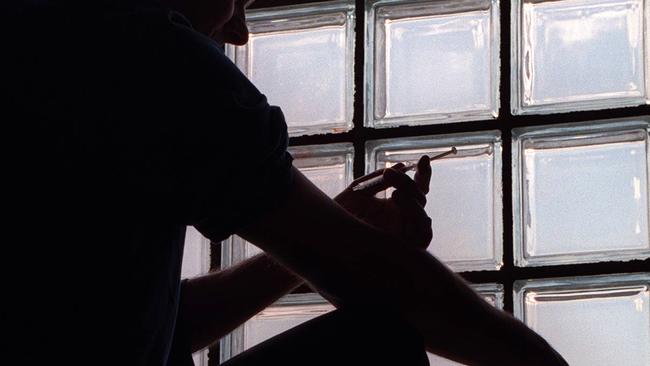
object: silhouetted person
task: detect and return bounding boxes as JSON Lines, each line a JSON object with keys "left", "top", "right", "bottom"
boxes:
{"left": 3, "top": 1, "right": 569, "bottom": 365}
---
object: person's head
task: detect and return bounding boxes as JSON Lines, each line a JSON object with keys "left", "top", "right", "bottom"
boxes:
{"left": 162, "top": 0, "right": 255, "bottom": 45}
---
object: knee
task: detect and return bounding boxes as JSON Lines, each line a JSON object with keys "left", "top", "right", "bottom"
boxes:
{"left": 332, "top": 307, "right": 430, "bottom": 366}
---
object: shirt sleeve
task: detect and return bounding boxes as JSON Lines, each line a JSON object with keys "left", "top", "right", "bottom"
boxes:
{"left": 164, "top": 12, "right": 295, "bottom": 242}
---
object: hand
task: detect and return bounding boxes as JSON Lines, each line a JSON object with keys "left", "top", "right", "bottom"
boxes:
{"left": 334, "top": 156, "right": 433, "bottom": 249}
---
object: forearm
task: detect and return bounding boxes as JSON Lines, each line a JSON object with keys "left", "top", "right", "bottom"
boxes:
{"left": 178, "top": 253, "right": 303, "bottom": 352}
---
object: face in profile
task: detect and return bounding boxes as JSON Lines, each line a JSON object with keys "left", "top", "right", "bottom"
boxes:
{"left": 209, "top": 0, "right": 256, "bottom": 45}
{"left": 167, "top": 0, "right": 256, "bottom": 45}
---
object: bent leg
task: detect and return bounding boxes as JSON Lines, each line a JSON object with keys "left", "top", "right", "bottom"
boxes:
{"left": 221, "top": 307, "right": 430, "bottom": 366}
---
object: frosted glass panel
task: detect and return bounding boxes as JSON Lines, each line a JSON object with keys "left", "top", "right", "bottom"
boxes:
{"left": 244, "top": 295, "right": 334, "bottom": 350}
{"left": 227, "top": 2, "right": 355, "bottom": 136}
{"left": 248, "top": 30, "right": 345, "bottom": 127}
{"left": 181, "top": 226, "right": 209, "bottom": 279}
{"left": 383, "top": 11, "right": 491, "bottom": 115}
{"left": 224, "top": 143, "right": 354, "bottom": 265}
{"left": 512, "top": 0, "right": 649, "bottom": 114}
{"left": 524, "top": 138, "right": 647, "bottom": 253}
{"left": 192, "top": 350, "right": 207, "bottom": 366}
{"left": 513, "top": 120, "right": 650, "bottom": 266}
{"left": 221, "top": 294, "right": 334, "bottom": 361}
{"left": 367, "top": 0, "right": 499, "bottom": 127}
{"left": 302, "top": 164, "right": 347, "bottom": 196}
{"left": 428, "top": 283, "right": 503, "bottom": 365}
{"left": 514, "top": 274, "right": 650, "bottom": 366}
{"left": 290, "top": 143, "right": 353, "bottom": 198}
{"left": 367, "top": 131, "right": 502, "bottom": 271}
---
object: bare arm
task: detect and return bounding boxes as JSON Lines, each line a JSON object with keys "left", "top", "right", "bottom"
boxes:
{"left": 177, "top": 160, "right": 430, "bottom": 353}
{"left": 179, "top": 253, "right": 303, "bottom": 352}
{"left": 236, "top": 167, "right": 567, "bottom": 366}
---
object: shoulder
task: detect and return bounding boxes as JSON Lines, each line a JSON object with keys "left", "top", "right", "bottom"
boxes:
{"left": 146, "top": 9, "right": 265, "bottom": 108}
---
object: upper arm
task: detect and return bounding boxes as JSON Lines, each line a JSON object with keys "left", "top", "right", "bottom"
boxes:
{"left": 156, "top": 18, "right": 296, "bottom": 240}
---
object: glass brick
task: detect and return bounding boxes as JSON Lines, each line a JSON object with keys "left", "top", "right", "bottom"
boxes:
{"left": 181, "top": 226, "right": 210, "bottom": 279}
{"left": 366, "top": 131, "right": 503, "bottom": 272}
{"left": 427, "top": 283, "right": 503, "bottom": 365}
{"left": 472, "top": 282, "right": 504, "bottom": 309}
{"left": 511, "top": 0, "right": 649, "bottom": 114}
{"left": 513, "top": 119, "right": 650, "bottom": 267}
{"left": 192, "top": 350, "right": 207, "bottom": 366}
{"left": 222, "top": 143, "right": 354, "bottom": 266}
{"left": 226, "top": 1, "right": 355, "bottom": 136}
{"left": 220, "top": 293, "right": 334, "bottom": 362}
{"left": 366, "top": 0, "right": 500, "bottom": 128}
{"left": 290, "top": 143, "right": 355, "bottom": 198}
{"left": 514, "top": 273, "right": 650, "bottom": 366}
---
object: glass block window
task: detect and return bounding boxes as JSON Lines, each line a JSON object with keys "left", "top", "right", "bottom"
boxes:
{"left": 427, "top": 283, "right": 503, "bottom": 365}
{"left": 514, "top": 273, "right": 650, "bottom": 366}
{"left": 365, "top": 0, "right": 500, "bottom": 128}
{"left": 211, "top": 0, "right": 650, "bottom": 363}
{"left": 220, "top": 293, "right": 335, "bottom": 362}
{"left": 367, "top": 131, "right": 503, "bottom": 272}
{"left": 513, "top": 118, "right": 650, "bottom": 266}
{"left": 226, "top": 1, "right": 355, "bottom": 136}
{"left": 511, "top": 0, "right": 649, "bottom": 115}
{"left": 223, "top": 143, "right": 355, "bottom": 266}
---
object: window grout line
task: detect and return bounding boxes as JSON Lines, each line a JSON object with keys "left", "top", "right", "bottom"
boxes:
{"left": 290, "top": 105, "right": 650, "bottom": 148}
{"left": 352, "top": 0, "right": 367, "bottom": 179}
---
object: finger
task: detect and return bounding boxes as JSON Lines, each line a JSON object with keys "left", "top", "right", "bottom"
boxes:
{"left": 392, "top": 190, "right": 433, "bottom": 249}
{"left": 406, "top": 217, "right": 433, "bottom": 250}
{"left": 392, "top": 190, "right": 430, "bottom": 220}
{"left": 350, "top": 169, "right": 383, "bottom": 186}
{"left": 414, "top": 155, "right": 432, "bottom": 195}
{"left": 384, "top": 168, "right": 426, "bottom": 206}
{"left": 350, "top": 164, "right": 407, "bottom": 196}
{"left": 350, "top": 163, "right": 405, "bottom": 187}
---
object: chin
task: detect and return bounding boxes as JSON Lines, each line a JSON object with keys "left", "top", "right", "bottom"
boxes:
{"left": 224, "top": 34, "right": 249, "bottom": 46}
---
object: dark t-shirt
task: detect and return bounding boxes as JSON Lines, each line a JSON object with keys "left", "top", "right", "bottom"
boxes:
{"left": 3, "top": 1, "right": 293, "bottom": 365}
